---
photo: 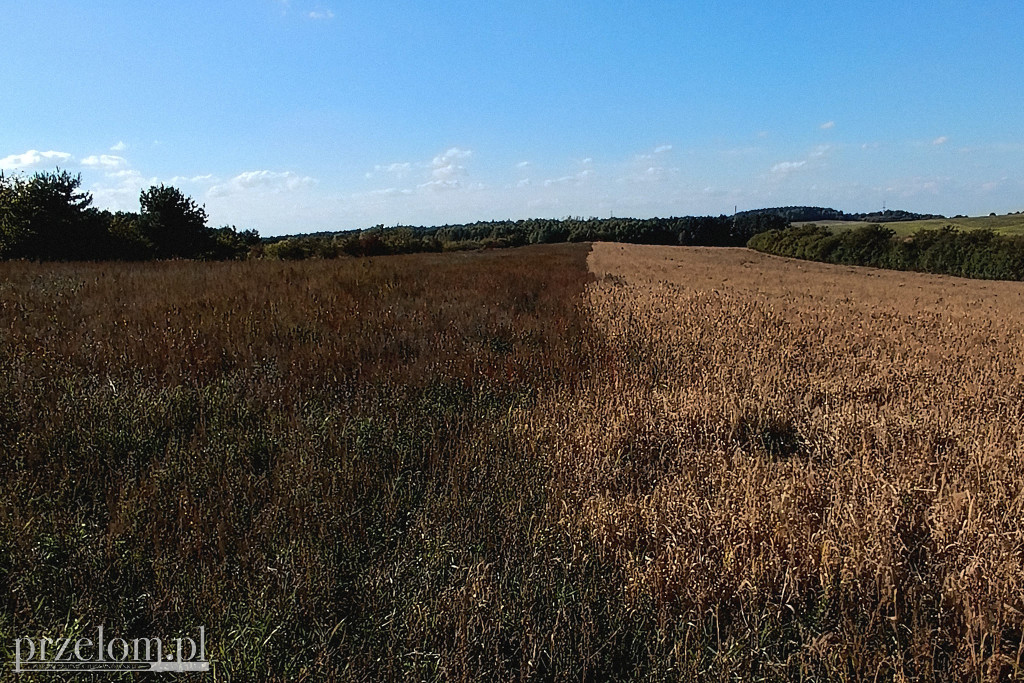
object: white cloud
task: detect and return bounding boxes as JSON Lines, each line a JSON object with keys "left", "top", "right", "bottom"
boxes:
{"left": 208, "top": 170, "right": 317, "bottom": 197}
{"left": 366, "top": 187, "right": 413, "bottom": 197}
{"left": 88, "top": 168, "right": 159, "bottom": 212}
{"left": 933, "top": 136, "right": 949, "bottom": 145}
{"left": 0, "top": 149, "right": 73, "bottom": 170}
{"left": 429, "top": 147, "right": 472, "bottom": 182}
{"left": 641, "top": 166, "right": 675, "bottom": 182}
{"left": 432, "top": 147, "right": 472, "bottom": 166}
{"left": 637, "top": 145, "right": 673, "bottom": 161}
{"left": 770, "top": 160, "right": 808, "bottom": 174}
{"left": 362, "top": 147, "right": 478, "bottom": 199}
{"left": 168, "top": 174, "right": 216, "bottom": 184}
{"left": 882, "top": 176, "right": 948, "bottom": 198}
{"left": 384, "top": 162, "right": 411, "bottom": 175}
{"left": 516, "top": 161, "right": 531, "bottom": 169}
{"left": 621, "top": 146, "right": 680, "bottom": 183}
{"left": 236, "top": 170, "right": 314, "bottom": 189}
{"left": 770, "top": 145, "right": 831, "bottom": 176}
{"left": 366, "top": 162, "right": 412, "bottom": 180}
{"left": 417, "top": 178, "right": 463, "bottom": 191}
{"left": 110, "top": 141, "right": 127, "bottom": 152}
{"left": 431, "top": 163, "right": 463, "bottom": 181}
{"left": 979, "top": 177, "right": 1010, "bottom": 193}
{"left": 81, "top": 154, "right": 128, "bottom": 168}
{"left": 107, "top": 169, "right": 142, "bottom": 179}
{"left": 307, "top": 9, "right": 335, "bottom": 20}
{"left": 820, "top": 121, "right": 836, "bottom": 130}
{"left": 544, "top": 169, "right": 592, "bottom": 187}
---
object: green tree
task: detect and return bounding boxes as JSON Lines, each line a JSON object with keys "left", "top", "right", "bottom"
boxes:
{"left": 106, "top": 210, "right": 154, "bottom": 260}
{"left": 0, "top": 172, "right": 27, "bottom": 257}
{"left": 209, "top": 225, "right": 260, "bottom": 260}
{"left": 0, "top": 169, "right": 104, "bottom": 260}
{"left": 139, "top": 184, "right": 210, "bottom": 258}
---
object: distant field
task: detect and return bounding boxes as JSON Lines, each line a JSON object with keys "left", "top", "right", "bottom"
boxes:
{"left": 795, "top": 213, "right": 1024, "bottom": 236}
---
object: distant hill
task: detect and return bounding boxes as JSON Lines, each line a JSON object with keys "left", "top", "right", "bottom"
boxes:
{"left": 736, "top": 206, "right": 945, "bottom": 223}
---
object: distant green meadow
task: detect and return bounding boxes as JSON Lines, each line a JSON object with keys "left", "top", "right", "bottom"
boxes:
{"left": 795, "top": 212, "right": 1024, "bottom": 236}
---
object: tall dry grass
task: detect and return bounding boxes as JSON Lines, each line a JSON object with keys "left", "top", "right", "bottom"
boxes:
{"left": 536, "top": 243, "right": 1023, "bottom": 680}
{"left": 0, "top": 246, "right": 635, "bottom": 680}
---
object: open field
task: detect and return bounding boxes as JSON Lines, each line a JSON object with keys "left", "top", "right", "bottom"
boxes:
{"left": 795, "top": 213, "right": 1024, "bottom": 236}
{"left": 2, "top": 243, "right": 1023, "bottom": 680}
{"left": 0, "top": 246, "right": 613, "bottom": 680}
{"left": 579, "top": 243, "right": 1024, "bottom": 679}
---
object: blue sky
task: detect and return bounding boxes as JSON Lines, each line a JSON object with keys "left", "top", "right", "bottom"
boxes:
{"left": 2, "top": 1, "right": 1022, "bottom": 235}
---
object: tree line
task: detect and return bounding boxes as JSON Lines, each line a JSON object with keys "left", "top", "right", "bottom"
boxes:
{"left": 737, "top": 206, "right": 946, "bottom": 223}
{"left": 262, "top": 213, "right": 789, "bottom": 259}
{"left": 748, "top": 223, "right": 1024, "bottom": 281}
{"left": 0, "top": 169, "right": 258, "bottom": 261}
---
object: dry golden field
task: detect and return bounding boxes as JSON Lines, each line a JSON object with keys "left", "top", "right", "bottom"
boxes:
{"left": 542, "top": 243, "right": 1024, "bottom": 679}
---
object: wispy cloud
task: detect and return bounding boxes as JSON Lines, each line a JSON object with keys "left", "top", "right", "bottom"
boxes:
{"left": 0, "top": 149, "right": 73, "bottom": 170}
{"left": 933, "top": 135, "right": 949, "bottom": 145}
{"left": 88, "top": 168, "right": 159, "bottom": 212}
{"left": 110, "top": 141, "right": 127, "bottom": 152}
{"left": 168, "top": 174, "right": 216, "bottom": 184}
{"left": 636, "top": 145, "right": 674, "bottom": 161}
{"left": 277, "top": 0, "right": 333, "bottom": 21}
{"left": 543, "top": 169, "right": 592, "bottom": 187}
{"left": 622, "top": 145, "right": 681, "bottom": 184}
{"left": 432, "top": 147, "right": 472, "bottom": 166}
{"left": 770, "top": 160, "right": 807, "bottom": 175}
{"left": 81, "top": 154, "right": 128, "bottom": 169}
{"left": 366, "top": 187, "right": 413, "bottom": 197}
{"left": 417, "top": 178, "right": 463, "bottom": 191}
{"left": 366, "top": 162, "right": 412, "bottom": 180}
{"left": 384, "top": 162, "right": 411, "bottom": 175}
{"left": 820, "top": 120, "right": 836, "bottom": 130}
{"left": 363, "top": 147, "right": 478, "bottom": 196}
{"left": 979, "top": 177, "right": 1010, "bottom": 193}
{"left": 770, "top": 145, "right": 831, "bottom": 176}
{"left": 427, "top": 148, "right": 473, "bottom": 186}
{"left": 209, "top": 170, "right": 317, "bottom": 197}
{"left": 881, "top": 175, "right": 950, "bottom": 198}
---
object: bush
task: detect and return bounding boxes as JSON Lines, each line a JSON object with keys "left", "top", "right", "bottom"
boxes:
{"left": 748, "top": 223, "right": 1024, "bottom": 281}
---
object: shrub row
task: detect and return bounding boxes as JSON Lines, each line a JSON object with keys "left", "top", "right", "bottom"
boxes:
{"left": 748, "top": 223, "right": 1024, "bottom": 280}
